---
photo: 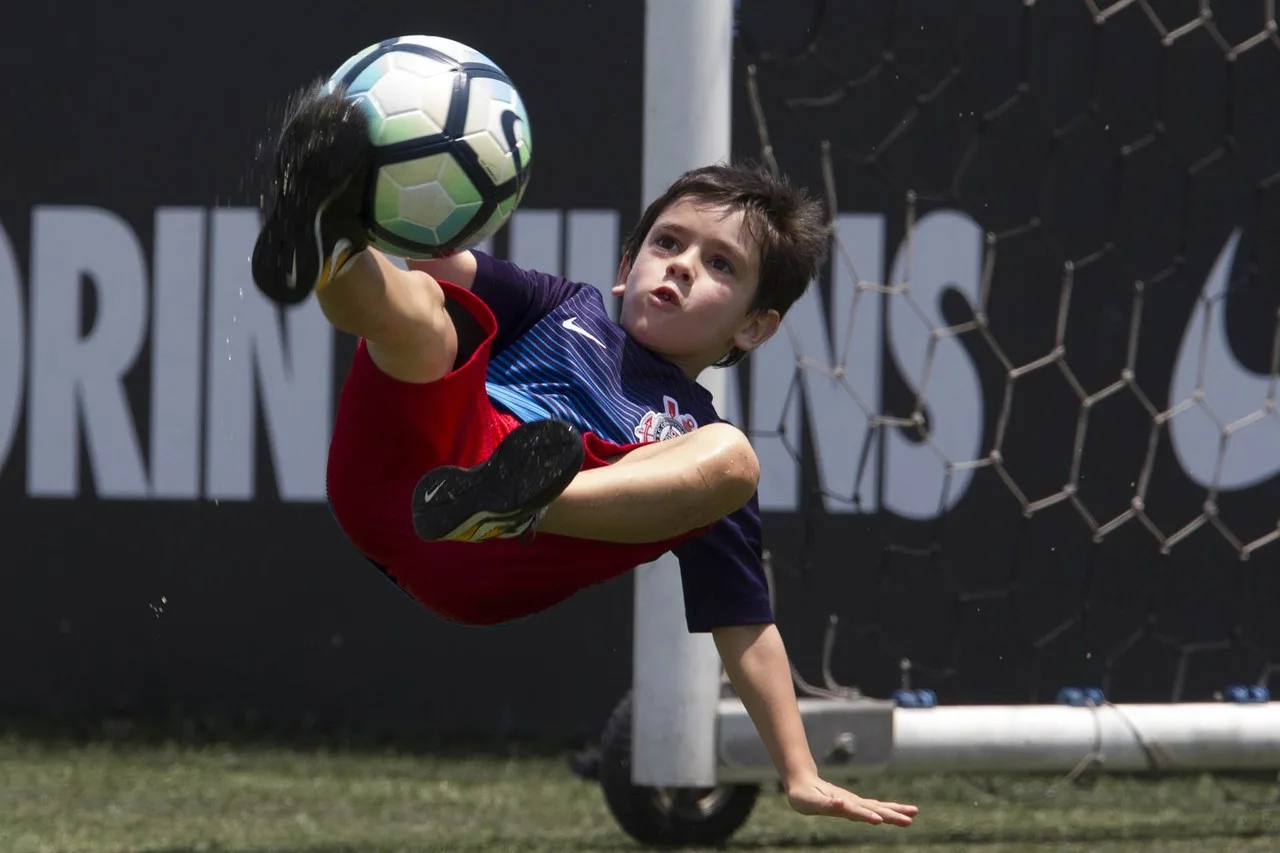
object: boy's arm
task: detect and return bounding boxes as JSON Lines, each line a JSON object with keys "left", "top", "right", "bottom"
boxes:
{"left": 675, "top": 496, "right": 917, "bottom": 826}
{"left": 712, "top": 623, "right": 918, "bottom": 828}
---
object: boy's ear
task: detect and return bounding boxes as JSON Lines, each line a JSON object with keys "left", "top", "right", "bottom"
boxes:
{"left": 733, "top": 309, "right": 781, "bottom": 353}
{"left": 611, "top": 254, "right": 631, "bottom": 295}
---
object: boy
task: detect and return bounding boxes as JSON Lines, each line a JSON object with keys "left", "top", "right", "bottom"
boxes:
{"left": 251, "top": 86, "right": 918, "bottom": 829}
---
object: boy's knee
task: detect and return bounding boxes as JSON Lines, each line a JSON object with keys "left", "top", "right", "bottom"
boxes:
{"left": 698, "top": 423, "right": 760, "bottom": 510}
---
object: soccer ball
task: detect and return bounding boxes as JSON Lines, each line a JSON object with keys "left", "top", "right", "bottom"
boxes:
{"left": 327, "top": 35, "right": 533, "bottom": 259}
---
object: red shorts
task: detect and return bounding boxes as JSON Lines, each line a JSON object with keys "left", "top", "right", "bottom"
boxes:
{"left": 325, "top": 282, "right": 696, "bottom": 625}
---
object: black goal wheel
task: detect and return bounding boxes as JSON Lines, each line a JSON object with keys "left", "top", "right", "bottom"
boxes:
{"left": 598, "top": 692, "right": 760, "bottom": 848}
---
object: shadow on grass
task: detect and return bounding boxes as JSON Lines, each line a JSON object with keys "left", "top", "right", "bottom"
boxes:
{"left": 0, "top": 712, "right": 589, "bottom": 761}
{"left": 719, "top": 826, "right": 1280, "bottom": 850}
{"left": 138, "top": 823, "right": 1280, "bottom": 853}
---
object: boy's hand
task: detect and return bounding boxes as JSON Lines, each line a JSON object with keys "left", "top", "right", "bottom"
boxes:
{"left": 785, "top": 775, "right": 918, "bottom": 826}
{"left": 710, "top": 624, "right": 919, "bottom": 829}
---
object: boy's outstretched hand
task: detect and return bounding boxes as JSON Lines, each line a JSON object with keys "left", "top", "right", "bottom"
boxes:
{"left": 712, "top": 624, "right": 920, "bottom": 829}
{"left": 786, "top": 775, "right": 918, "bottom": 826}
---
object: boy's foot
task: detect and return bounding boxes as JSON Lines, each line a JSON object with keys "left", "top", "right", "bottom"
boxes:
{"left": 412, "top": 420, "right": 585, "bottom": 543}
{"left": 251, "top": 82, "right": 373, "bottom": 306}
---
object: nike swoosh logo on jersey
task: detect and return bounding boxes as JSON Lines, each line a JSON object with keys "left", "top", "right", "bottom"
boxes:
{"left": 562, "top": 316, "right": 607, "bottom": 349}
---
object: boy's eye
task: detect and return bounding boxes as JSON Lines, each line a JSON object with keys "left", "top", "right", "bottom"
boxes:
{"left": 655, "top": 234, "right": 679, "bottom": 251}
{"left": 710, "top": 258, "right": 734, "bottom": 274}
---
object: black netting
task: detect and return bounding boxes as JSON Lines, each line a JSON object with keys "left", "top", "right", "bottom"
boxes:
{"left": 734, "top": 0, "right": 1280, "bottom": 705}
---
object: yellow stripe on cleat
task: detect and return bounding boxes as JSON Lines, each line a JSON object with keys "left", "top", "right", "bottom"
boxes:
{"left": 315, "top": 242, "right": 355, "bottom": 294}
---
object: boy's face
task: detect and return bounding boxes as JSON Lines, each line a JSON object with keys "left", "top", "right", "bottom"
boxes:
{"left": 612, "top": 197, "right": 780, "bottom": 378}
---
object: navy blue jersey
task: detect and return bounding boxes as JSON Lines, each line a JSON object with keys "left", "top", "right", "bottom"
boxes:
{"left": 469, "top": 251, "right": 772, "bottom": 632}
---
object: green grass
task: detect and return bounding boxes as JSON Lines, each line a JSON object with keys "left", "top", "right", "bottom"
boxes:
{"left": 0, "top": 737, "right": 1276, "bottom": 852}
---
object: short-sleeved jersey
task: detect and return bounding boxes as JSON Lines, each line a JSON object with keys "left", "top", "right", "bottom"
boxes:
{"left": 469, "top": 251, "right": 773, "bottom": 632}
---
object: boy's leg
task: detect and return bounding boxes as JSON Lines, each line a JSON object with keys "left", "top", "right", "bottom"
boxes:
{"left": 252, "top": 83, "right": 582, "bottom": 553}
{"left": 252, "top": 83, "right": 466, "bottom": 385}
{"left": 413, "top": 422, "right": 759, "bottom": 545}
{"left": 538, "top": 423, "right": 759, "bottom": 543}
{"left": 318, "top": 248, "right": 470, "bottom": 384}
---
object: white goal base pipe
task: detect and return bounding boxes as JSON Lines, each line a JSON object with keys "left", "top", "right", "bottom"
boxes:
{"left": 890, "top": 703, "right": 1280, "bottom": 774}
{"left": 716, "top": 698, "right": 1280, "bottom": 783}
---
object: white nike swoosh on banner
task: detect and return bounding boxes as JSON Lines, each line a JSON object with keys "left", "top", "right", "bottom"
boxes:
{"left": 1168, "top": 228, "right": 1280, "bottom": 491}
{"left": 562, "top": 316, "right": 607, "bottom": 349}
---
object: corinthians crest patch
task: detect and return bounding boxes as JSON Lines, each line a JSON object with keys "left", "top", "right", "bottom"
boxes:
{"left": 635, "top": 395, "right": 699, "bottom": 442}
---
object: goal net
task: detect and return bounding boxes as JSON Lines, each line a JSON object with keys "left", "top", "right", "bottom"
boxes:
{"left": 730, "top": 0, "right": 1280, "bottom": 707}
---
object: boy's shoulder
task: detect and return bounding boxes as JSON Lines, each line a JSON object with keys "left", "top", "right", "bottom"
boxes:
{"left": 496, "top": 282, "right": 725, "bottom": 433}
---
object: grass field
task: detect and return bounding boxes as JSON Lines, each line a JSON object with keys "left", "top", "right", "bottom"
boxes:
{"left": 1, "top": 737, "right": 1277, "bottom": 853}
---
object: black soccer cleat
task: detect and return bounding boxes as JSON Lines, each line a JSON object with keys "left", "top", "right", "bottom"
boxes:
{"left": 411, "top": 419, "right": 586, "bottom": 543}
{"left": 251, "top": 81, "right": 374, "bottom": 306}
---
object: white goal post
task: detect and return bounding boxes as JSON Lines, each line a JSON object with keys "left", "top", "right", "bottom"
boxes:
{"left": 630, "top": 0, "right": 734, "bottom": 790}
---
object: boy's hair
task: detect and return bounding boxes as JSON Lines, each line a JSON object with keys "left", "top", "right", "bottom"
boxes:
{"left": 620, "top": 161, "right": 829, "bottom": 367}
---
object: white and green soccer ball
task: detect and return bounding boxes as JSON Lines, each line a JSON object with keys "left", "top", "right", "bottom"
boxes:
{"left": 328, "top": 35, "right": 533, "bottom": 259}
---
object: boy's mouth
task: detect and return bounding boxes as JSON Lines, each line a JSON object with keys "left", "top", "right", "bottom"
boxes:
{"left": 651, "top": 285, "right": 681, "bottom": 306}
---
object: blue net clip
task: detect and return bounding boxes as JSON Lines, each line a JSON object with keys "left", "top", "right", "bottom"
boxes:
{"left": 1222, "top": 685, "right": 1270, "bottom": 704}
{"left": 1056, "top": 687, "right": 1105, "bottom": 707}
{"left": 891, "top": 689, "right": 937, "bottom": 708}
